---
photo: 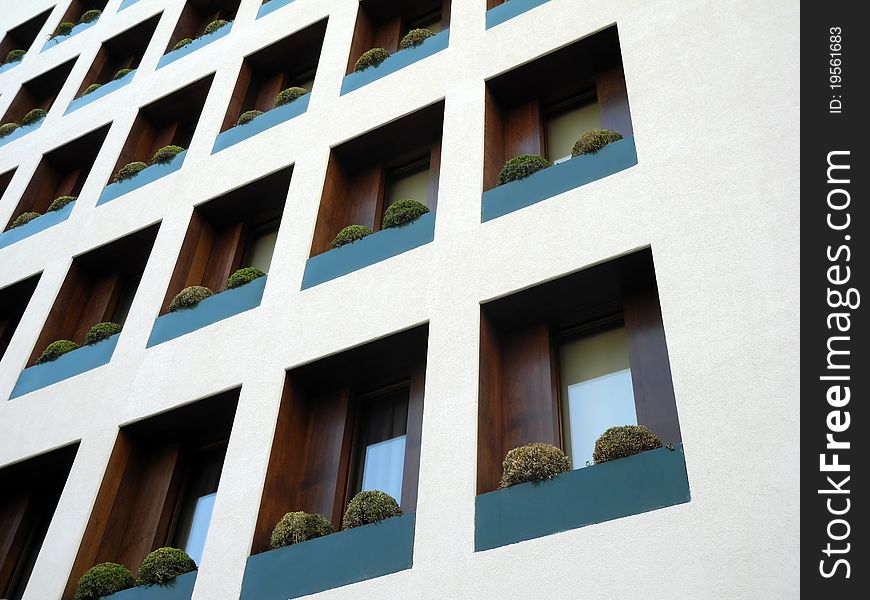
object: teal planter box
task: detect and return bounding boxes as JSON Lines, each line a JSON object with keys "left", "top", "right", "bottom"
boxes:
{"left": 147, "top": 276, "right": 267, "bottom": 347}
{"left": 119, "top": 0, "right": 144, "bottom": 10}
{"left": 42, "top": 19, "right": 98, "bottom": 51}
{"left": 341, "top": 30, "right": 449, "bottom": 95}
{"left": 158, "top": 23, "right": 233, "bottom": 69}
{"left": 475, "top": 444, "right": 690, "bottom": 551}
{"left": 105, "top": 572, "right": 196, "bottom": 600}
{"left": 301, "top": 212, "right": 435, "bottom": 289}
{"left": 10, "top": 334, "right": 119, "bottom": 399}
{"left": 0, "top": 201, "right": 74, "bottom": 250}
{"left": 240, "top": 513, "right": 415, "bottom": 600}
{"left": 212, "top": 94, "right": 309, "bottom": 154}
{"left": 0, "top": 116, "right": 45, "bottom": 148}
{"left": 97, "top": 151, "right": 187, "bottom": 206}
{"left": 65, "top": 69, "right": 136, "bottom": 114}
{"left": 0, "top": 60, "right": 23, "bottom": 75}
{"left": 481, "top": 137, "right": 637, "bottom": 222}
{"left": 257, "top": 0, "right": 295, "bottom": 19}
{"left": 486, "top": 0, "right": 551, "bottom": 29}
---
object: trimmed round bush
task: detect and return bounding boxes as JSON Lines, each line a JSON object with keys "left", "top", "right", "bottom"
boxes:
{"left": 497, "top": 154, "right": 551, "bottom": 185}
{"left": 382, "top": 199, "right": 429, "bottom": 229}
{"left": 399, "top": 28, "right": 435, "bottom": 50}
{"left": 593, "top": 425, "right": 663, "bottom": 464}
{"left": 53, "top": 21, "right": 75, "bottom": 37}
{"left": 79, "top": 9, "right": 102, "bottom": 24}
{"left": 236, "top": 110, "right": 263, "bottom": 126}
{"left": 85, "top": 322, "right": 122, "bottom": 345}
{"left": 331, "top": 224, "right": 372, "bottom": 249}
{"left": 203, "top": 19, "right": 229, "bottom": 35}
{"left": 21, "top": 109, "right": 48, "bottom": 126}
{"left": 274, "top": 87, "right": 308, "bottom": 107}
{"left": 342, "top": 491, "right": 402, "bottom": 530}
{"left": 36, "top": 340, "right": 79, "bottom": 364}
{"left": 270, "top": 511, "right": 333, "bottom": 549}
{"left": 354, "top": 48, "right": 390, "bottom": 72}
{"left": 168, "top": 286, "right": 214, "bottom": 312}
{"left": 114, "top": 161, "right": 148, "bottom": 183}
{"left": 138, "top": 547, "right": 196, "bottom": 585}
{"left": 74, "top": 562, "right": 135, "bottom": 600}
{"left": 226, "top": 267, "right": 265, "bottom": 290}
{"left": 0, "top": 122, "right": 20, "bottom": 138}
{"left": 572, "top": 128, "right": 623, "bottom": 156}
{"left": 9, "top": 212, "right": 40, "bottom": 230}
{"left": 5, "top": 49, "right": 26, "bottom": 64}
{"left": 82, "top": 83, "right": 102, "bottom": 96}
{"left": 151, "top": 145, "right": 184, "bottom": 164}
{"left": 113, "top": 68, "right": 134, "bottom": 80}
{"left": 47, "top": 195, "right": 76, "bottom": 212}
{"left": 173, "top": 38, "right": 194, "bottom": 51}
{"left": 500, "top": 443, "right": 570, "bottom": 488}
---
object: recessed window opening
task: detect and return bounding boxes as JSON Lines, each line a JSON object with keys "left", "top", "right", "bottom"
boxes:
{"left": 385, "top": 158, "right": 431, "bottom": 214}
{"left": 352, "top": 384, "right": 410, "bottom": 504}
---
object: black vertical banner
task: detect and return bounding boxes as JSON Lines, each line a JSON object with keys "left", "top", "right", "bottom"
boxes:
{"left": 803, "top": 1, "right": 868, "bottom": 596}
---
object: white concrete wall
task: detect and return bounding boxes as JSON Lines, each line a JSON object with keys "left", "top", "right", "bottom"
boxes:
{"left": 0, "top": 0, "right": 800, "bottom": 599}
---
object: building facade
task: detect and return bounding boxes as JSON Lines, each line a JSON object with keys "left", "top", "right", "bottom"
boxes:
{"left": 0, "top": 1, "right": 800, "bottom": 599}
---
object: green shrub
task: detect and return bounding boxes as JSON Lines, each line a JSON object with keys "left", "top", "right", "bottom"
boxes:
{"left": 114, "top": 161, "right": 148, "bottom": 183}
{"left": 331, "top": 224, "right": 372, "bottom": 249}
{"left": 236, "top": 110, "right": 263, "bottom": 126}
{"left": 0, "top": 123, "right": 20, "bottom": 138}
{"left": 9, "top": 212, "right": 40, "bottom": 230}
{"left": 21, "top": 109, "right": 48, "bottom": 126}
{"left": 84, "top": 322, "right": 122, "bottom": 345}
{"left": 572, "top": 128, "right": 623, "bottom": 156}
{"left": 53, "top": 21, "right": 75, "bottom": 37}
{"left": 151, "top": 145, "right": 184, "bottom": 164}
{"left": 226, "top": 267, "right": 266, "bottom": 290}
{"left": 36, "top": 340, "right": 79, "bottom": 364}
{"left": 203, "top": 19, "right": 229, "bottom": 36}
{"left": 593, "top": 425, "right": 663, "bottom": 464}
{"left": 382, "top": 199, "right": 429, "bottom": 229}
{"left": 497, "top": 155, "right": 551, "bottom": 185}
{"left": 270, "top": 511, "right": 333, "bottom": 549}
{"left": 47, "top": 195, "right": 76, "bottom": 212}
{"left": 354, "top": 48, "right": 390, "bottom": 72}
{"left": 274, "top": 87, "right": 308, "bottom": 107}
{"left": 79, "top": 9, "right": 102, "bottom": 24}
{"left": 74, "top": 563, "right": 136, "bottom": 600}
{"left": 342, "top": 491, "right": 402, "bottom": 530}
{"left": 399, "top": 28, "right": 435, "bottom": 50}
{"left": 5, "top": 49, "right": 26, "bottom": 64}
{"left": 500, "top": 443, "right": 570, "bottom": 488}
{"left": 138, "top": 548, "right": 196, "bottom": 585}
{"left": 168, "top": 286, "right": 214, "bottom": 312}
{"left": 113, "top": 68, "right": 134, "bottom": 80}
{"left": 82, "top": 83, "right": 102, "bottom": 96}
{"left": 173, "top": 38, "right": 194, "bottom": 51}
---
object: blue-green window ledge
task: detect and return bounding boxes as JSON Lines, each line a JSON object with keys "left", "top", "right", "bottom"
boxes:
{"left": 97, "top": 151, "right": 187, "bottom": 206}
{"left": 475, "top": 444, "right": 690, "bottom": 552}
{"left": 212, "top": 93, "right": 310, "bottom": 154}
{"left": 158, "top": 23, "right": 233, "bottom": 69}
{"left": 486, "top": 0, "right": 551, "bottom": 29}
{"left": 0, "top": 114, "right": 46, "bottom": 148}
{"left": 104, "top": 571, "right": 196, "bottom": 600}
{"left": 119, "top": 0, "right": 145, "bottom": 10}
{"left": 241, "top": 513, "right": 415, "bottom": 600}
{"left": 65, "top": 69, "right": 136, "bottom": 114}
{"left": 42, "top": 19, "right": 99, "bottom": 51}
{"left": 0, "top": 200, "right": 75, "bottom": 250}
{"left": 257, "top": 0, "right": 296, "bottom": 20}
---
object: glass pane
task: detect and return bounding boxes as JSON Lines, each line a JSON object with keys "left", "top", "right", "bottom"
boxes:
{"left": 361, "top": 435, "right": 406, "bottom": 504}
{"left": 183, "top": 492, "right": 216, "bottom": 565}
{"left": 385, "top": 168, "right": 430, "bottom": 210}
{"left": 246, "top": 229, "right": 278, "bottom": 273}
{"left": 559, "top": 325, "right": 636, "bottom": 468}
{"left": 547, "top": 101, "right": 602, "bottom": 163}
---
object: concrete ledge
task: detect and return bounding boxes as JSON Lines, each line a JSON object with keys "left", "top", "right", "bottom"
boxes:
{"left": 212, "top": 94, "right": 310, "bottom": 154}
{"left": 65, "top": 69, "right": 136, "bottom": 114}
{"left": 157, "top": 23, "right": 233, "bottom": 69}
{"left": 0, "top": 116, "right": 45, "bottom": 148}
{"left": 106, "top": 571, "right": 197, "bottom": 600}
{"left": 97, "top": 151, "right": 187, "bottom": 206}
{"left": 256, "top": 0, "right": 296, "bottom": 20}
{"left": 486, "top": 0, "right": 551, "bottom": 29}
{"left": 0, "top": 201, "right": 75, "bottom": 250}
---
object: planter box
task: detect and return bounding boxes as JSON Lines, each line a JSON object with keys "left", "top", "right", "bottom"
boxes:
{"left": 0, "top": 200, "right": 75, "bottom": 250}
{"left": 474, "top": 443, "right": 690, "bottom": 552}
{"left": 481, "top": 137, "right": 637, "bottom": 222}
{"left": 97, "top": 151, "right": 187, "bottom": 206}
{"left": 0, "top": 116, "right": 45, "bottom": 148}
{"left": 157, "top": 23, "right": 233, "bottom": 69}
{"left": 257, "top": 0, "right": 295, "bottom": 19}
{"left": 486, "top": 0, "right": 551, "bottom": 29}
{"left": 301, "top": 212, "right": 435, "bottom": 289}
{"left": 65, "top": 69, "right": 136, "bottom": 114}
{"left": 10, "top": 334, "right": 120, "bottom": 399}
{"left": 147, "top": 276, "right": 267, "bottom": 347}
{"left": 42, "top": 19, "right": 98, "bottom": 51}
{"left": 340, "top": 30, "right": 449, "bottom": 96}
{"left": 240, "top": 513, "right": 415, "bottom": 600}
{"left": 105, "top": 572, "right": 197, "bottom": 600}
{"left": 119, "top": 0, "right": 145, "bottom": 10}
{"left": 212, "top": 94, "right": 310, "bottom": 154}
{"left": 0, "top": 60, "right": 23, "bottom": 75}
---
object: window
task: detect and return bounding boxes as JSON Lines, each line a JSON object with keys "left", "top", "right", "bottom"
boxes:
{"left": 385, "top": 159, "right": 431, "bottom": 212}
{"left": 243, "top": 222, "right": 279, "bottom": 274}
{"left": 546, "top": 93, "right": 601, "bottom": 163}
{"left": 406, "top": 8, "right": 442, "bottom": 34}
{"left": 352, "top": 386, "right": 410, "bottom": 503}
